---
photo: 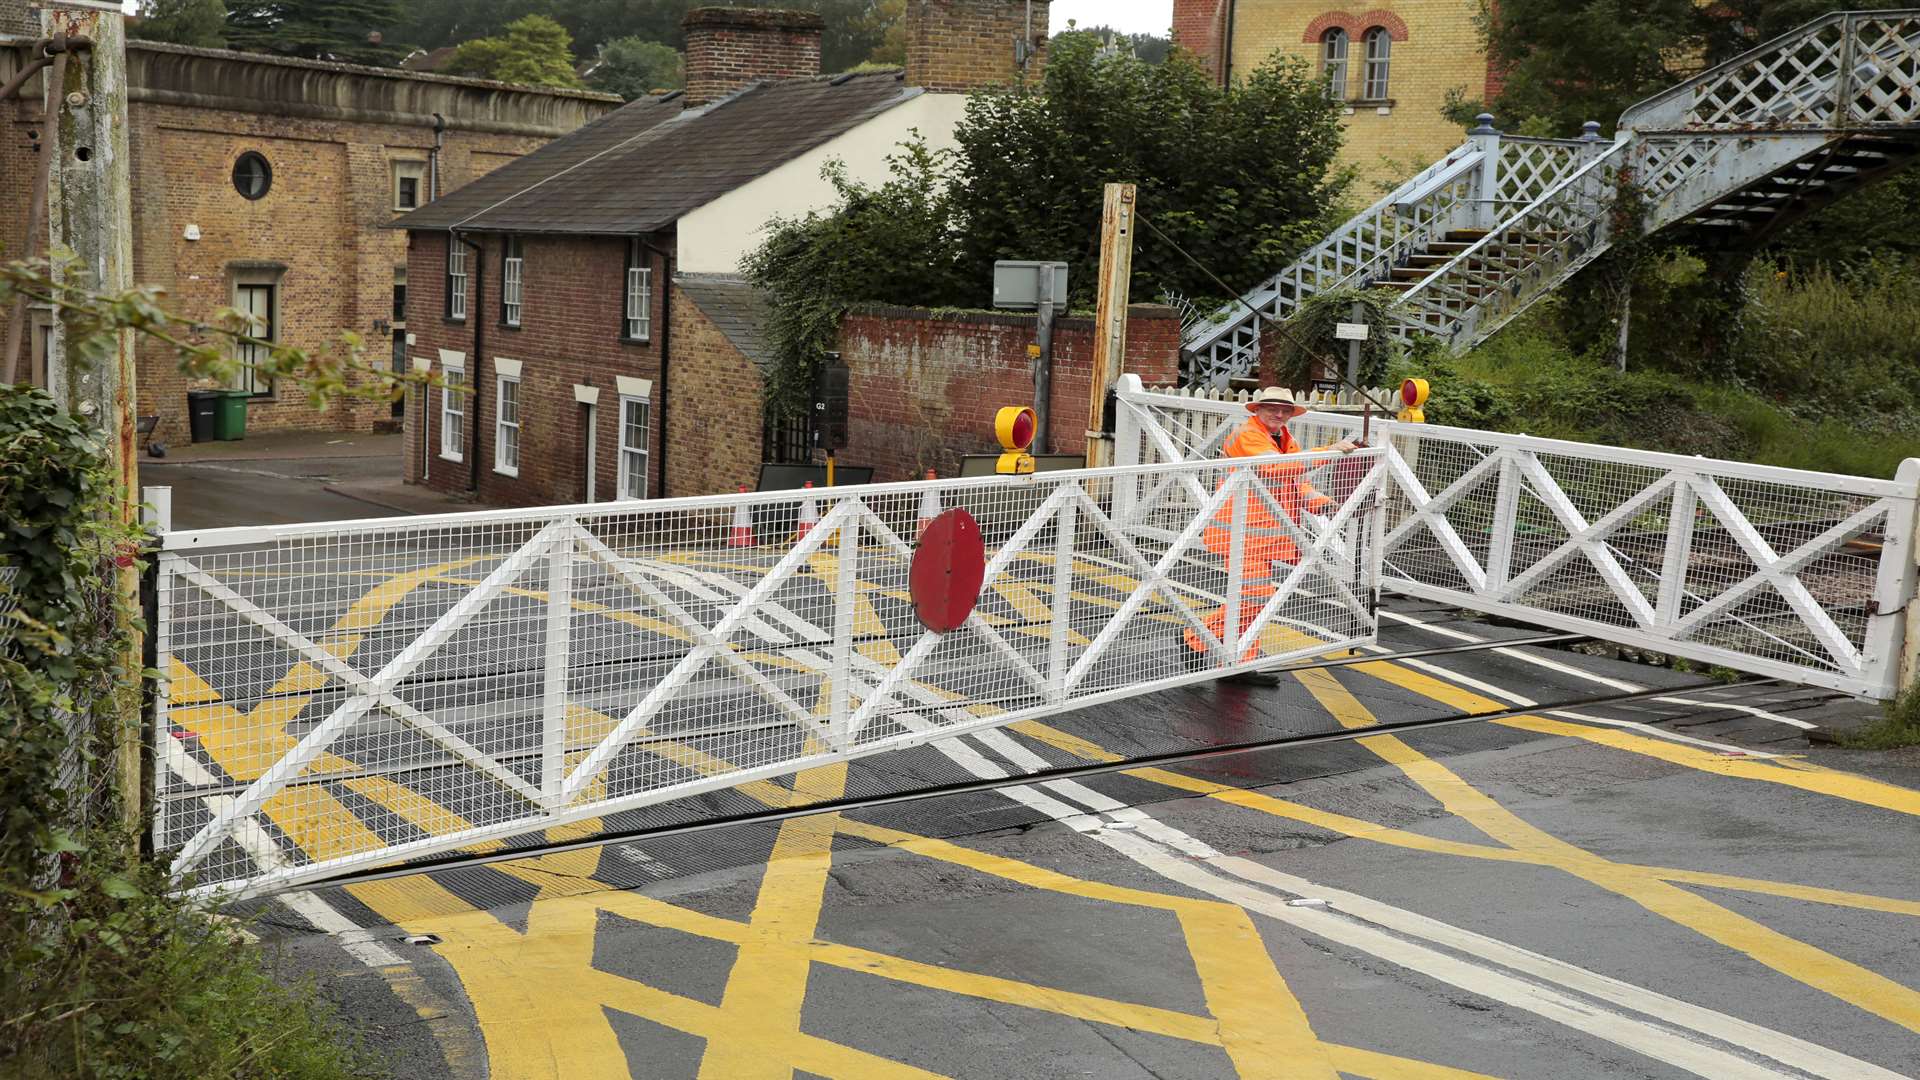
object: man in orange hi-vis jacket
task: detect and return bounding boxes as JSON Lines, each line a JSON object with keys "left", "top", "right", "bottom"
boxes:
{"left": 1185, "top": 386, "right": 1357, "bottom": 682}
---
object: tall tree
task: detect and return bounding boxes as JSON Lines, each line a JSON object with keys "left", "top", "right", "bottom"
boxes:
{"left": 130, "top": 0, "right": 228, "bottom": 48}
{"left": 949, "top": 31, "right": 1348, "bottom": 307}
{"left": 445, "top": 13, "right": 586, "bottom": 88}
{"left": 1054, "top": 22, "right": 1172, "bottom": 64}
{"left": 586, "top": 36, "right": 684, "bottom": 99}
{"left": 1464, "top": 0, "right": 1918, "bottom": 133}
{"left": 225, "top": 0, "right": 411, "bottom": 66}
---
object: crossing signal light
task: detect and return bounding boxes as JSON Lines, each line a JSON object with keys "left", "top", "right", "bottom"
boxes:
{"left": 1398, "top": 378, "right": 1429, "bottom": 424}
{"left": 995, "top": 406, "right": 1037, "bottom": 474}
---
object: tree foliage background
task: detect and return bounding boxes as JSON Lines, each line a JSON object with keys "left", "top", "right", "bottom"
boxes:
{"left": 586, "top": 36, "right": 685, "bottom": 98}
{"left": 222, "top": 0, "right": 411, "bottom": 65}
{"left": 445, "top": 14, "right": 586, "bottom": 88}
{"left": 746, "top": 35, "right": 1347, "bottom": 415}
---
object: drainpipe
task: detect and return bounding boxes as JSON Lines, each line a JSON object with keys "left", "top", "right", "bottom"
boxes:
{"left": 1221, "top": 0, "right": 1235, "bottom": 88}
{"left": 457, "top": 231, "right": 486, "bottom": 495}
{"left": 429, "top": 112, "right": 445, "bottom": 200}
{"left": 638, "top": 238, "right": 674, "bottom": 498}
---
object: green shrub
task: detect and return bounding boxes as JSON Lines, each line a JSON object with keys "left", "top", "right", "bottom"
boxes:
{"left": 1, "top": 386, "right": 374, "bottom": 1080}
{"left": 1734, "top": 258, "right": 1920, "bottom": 418}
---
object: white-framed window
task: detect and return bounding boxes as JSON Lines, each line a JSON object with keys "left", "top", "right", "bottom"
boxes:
{"left": 617, "top": 394, "right": 649, "bottom": 500}
{"left": 494, "top": 374, "right": 520, "bottom": 476}
{"left": 232, "top": 281, "right": 276, "bottom": 396}
{"left": 1363, "top": 27, "right": 1392, "bottom": 100}
{"left": 392, "top": 160, "right": 427, "bottom": 212}
{"left": 447, "top": 243, "right": 468, "bottom": 321}
{"left": 624, "top": 239, "right": 651, "bottom": 341}
{"left": 1322, "top": 28, "right": 1349, "bottom": 101}
{"left": 502, "top": 236, "right": 524, "bottom": 328}
{"left": 440, "top": 363, "right": 466, "bottom": 462}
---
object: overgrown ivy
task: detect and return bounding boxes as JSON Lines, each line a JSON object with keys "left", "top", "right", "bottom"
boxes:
{"left": 0, "top": 254, "right": 385, "bottom": 1077}
{"left": 1262, "top": 286, "right": 1401, "bottom": 389}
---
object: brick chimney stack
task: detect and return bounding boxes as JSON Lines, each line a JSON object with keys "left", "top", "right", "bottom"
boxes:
{"left": 905, "top": 0, "right": 1050, "bottom": 93}
{"left": 681, "top": 7, "right": 825, "bottom": 107}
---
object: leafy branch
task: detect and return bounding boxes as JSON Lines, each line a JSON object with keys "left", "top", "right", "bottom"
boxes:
{"left": 2, "top": 252, "right": 452, "bottom": 409}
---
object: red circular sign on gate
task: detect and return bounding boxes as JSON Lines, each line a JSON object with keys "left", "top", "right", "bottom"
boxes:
{"left": 909, "top": 507, "right": 986, "bottom": 633}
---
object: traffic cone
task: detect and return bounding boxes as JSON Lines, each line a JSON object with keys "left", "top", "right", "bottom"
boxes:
{"left": 916, "top": 468, "right": 941, "bottom": 543}
{"left": 728, "top": 485, "right": 756, "bottom": 548}
{"left": 795, "top": 481, "right": 819, "bottom": 543}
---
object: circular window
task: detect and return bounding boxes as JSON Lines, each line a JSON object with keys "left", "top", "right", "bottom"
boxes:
{"left": 232, "top": 152, "right": 272, "bottom": 200}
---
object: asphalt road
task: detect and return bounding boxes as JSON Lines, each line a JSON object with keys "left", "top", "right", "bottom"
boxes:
{"left": 247, "top": 609, "right": 1920, "bottom": 1080}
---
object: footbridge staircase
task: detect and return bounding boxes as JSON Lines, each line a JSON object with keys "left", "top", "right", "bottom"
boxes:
{"left": 1183, "top": 9, "right": 1920, "bottom": 386}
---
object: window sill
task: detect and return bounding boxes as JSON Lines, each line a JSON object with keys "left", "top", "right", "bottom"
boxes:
{"left": 619, "top": 335, "right": 652, "bottom": 346}
{"left": 494, "top": 466, "right": 519, "bottom": 478}
{"left": 445, "top": 317, "right": 467, "bottom": 326}
{"left": 500, "top": 323, "right": 522, "bottom": 332}
{"left": 440, "top": 452, "right": 464, "bottom": 464}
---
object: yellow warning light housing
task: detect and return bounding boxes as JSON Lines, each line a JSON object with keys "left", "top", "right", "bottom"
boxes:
{"left": 1398, "top": 378, "right": 1430, "bottom": 424}
{"left": 995, "top": 405, "right": 1038, "bottom": 474}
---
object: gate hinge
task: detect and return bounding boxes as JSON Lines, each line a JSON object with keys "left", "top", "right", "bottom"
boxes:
{"left": 1368, "top": 588, "right": 1381, "bottom": 619}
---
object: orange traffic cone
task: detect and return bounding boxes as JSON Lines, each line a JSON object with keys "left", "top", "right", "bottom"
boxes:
{"left": 795, "top": 481, "right": 819, "bottom": 543}
{"left": 728, "top": 485, "right": 755, "bottom": 547}
{"left": 916, "top": 468, "right": 941, "bottom": 543}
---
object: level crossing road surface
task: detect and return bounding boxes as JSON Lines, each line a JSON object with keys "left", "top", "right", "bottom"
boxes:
{"left": 227, "top": 600, "right": 1920, "bottom": 1080}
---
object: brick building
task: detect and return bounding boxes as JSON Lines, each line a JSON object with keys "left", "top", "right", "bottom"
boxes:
{"left": 398, "top": 2, "right": 1064, "bottom": 507}
{"left": 1173, "top": 0, "right": 1495, "bottom": 183}
{"left": 0, "top": 18, "right": 616, "bottom": 433}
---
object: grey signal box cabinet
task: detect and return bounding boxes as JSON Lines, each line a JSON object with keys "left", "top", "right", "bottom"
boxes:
{"left": 992, "top": 261, "right": 1069, "bottom": 310}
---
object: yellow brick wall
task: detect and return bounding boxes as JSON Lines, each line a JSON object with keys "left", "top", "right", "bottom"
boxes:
{"left": 1227, "top": 1, "right": 1486, "bottom": 188}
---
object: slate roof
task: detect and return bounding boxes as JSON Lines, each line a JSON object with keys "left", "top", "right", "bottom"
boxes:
{"left": 398, "top": 71, "right": 918, "bottom": 236}
{"left": 677, "top": 274, "right": 775, "bottom": 369}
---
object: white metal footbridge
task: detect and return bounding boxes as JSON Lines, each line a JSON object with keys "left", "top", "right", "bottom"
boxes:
{"left": 1184, "top": 8, "right": 1920, "bottom": 384}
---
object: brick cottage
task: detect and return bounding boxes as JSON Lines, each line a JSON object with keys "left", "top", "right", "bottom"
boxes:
{"left": 399, "top": 2, "right": 1089, "bottom": 507}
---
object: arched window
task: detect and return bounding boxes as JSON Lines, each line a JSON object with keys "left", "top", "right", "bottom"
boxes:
{"left": 1322, "top": 28, "right": 1349, "bottom": 101}
{"left": 1363, "top": 26, "right": 1392, "bottom": 100}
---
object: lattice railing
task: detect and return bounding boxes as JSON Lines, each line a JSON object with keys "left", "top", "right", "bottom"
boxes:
{"left": 156, "top": 459, "right": 1384, "bottom": 897}
{"left": 1181, "top": 140, "right": 1488, "bottom": 386}
{"left": 1622, "top": 9, "right": 1920, "bottom": 132}
{"left": 1114, "top": 376, "right": 1920, "bottom": 700}
{"left": 1182, "top": 131, "right": 1592, "bottom": 387}
{"left": 1394, "top": 140, "right": 1628, "bottom": 345}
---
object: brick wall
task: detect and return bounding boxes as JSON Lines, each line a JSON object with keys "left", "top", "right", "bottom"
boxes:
{"left": 665, "top": 286, "right": 766, "bottom": 496}
{"left": 905, "top": 0, "right": 1049, "bottom": 92}
{"left": 2, "top": 41, "right": 616, "bottom": 431}
{"left": 1172, "top": 0, "right": 1229, "bottom": 74}
{"left": 125, "top": 100, "right": 556, "bottom": 436}
{"left": 0, "top": 0, "right": 31, "bottom": 35}
{"left": 1223, "top": 1, "right": 1490, "bottom": 186}
{"left": 682, "top": 7, "right": 824, "bottom": 107}
{"left": 402, "top": 232, "right": 670, "bottom": 507}
{"left": 835, "top": 304, "right": 1180, "bottom": 483}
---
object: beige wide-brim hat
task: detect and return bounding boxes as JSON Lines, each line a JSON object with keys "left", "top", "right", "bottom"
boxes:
{"left": 1245, "top": 386, "right": 1304, "bottom": 413}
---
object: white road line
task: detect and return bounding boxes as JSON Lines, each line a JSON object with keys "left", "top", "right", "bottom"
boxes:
{"left": 1378, "top": 610, "right": 1818, "bottom": 729}
{"left": 159, "top": 736, "right": 403, "bottom": 967}
{"left": 1373, "top": 649, "right": 1782, "bottom": 758}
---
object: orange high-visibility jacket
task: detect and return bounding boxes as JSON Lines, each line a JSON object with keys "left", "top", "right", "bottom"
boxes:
{"left": 1201, "top": 416, "right": 1335, "bottom": 565}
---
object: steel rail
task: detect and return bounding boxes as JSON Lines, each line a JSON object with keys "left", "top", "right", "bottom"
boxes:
{"left": 290, "top": 675, "right": 1773, "bottom": 898}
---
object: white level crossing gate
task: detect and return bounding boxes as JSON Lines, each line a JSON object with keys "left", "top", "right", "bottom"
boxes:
{"left": 156, "top": 455, "right": 1385, "bottom": 897}
{"left": 1116, "top": 377, "right": 1920, "bottom": 700}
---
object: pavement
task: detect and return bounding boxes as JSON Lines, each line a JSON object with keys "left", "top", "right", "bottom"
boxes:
{"left": 237, "top": 607, "right": 1920, "bottom": 1080}
{"left": 138, "top": 430, "right": 491, "bottom": 529}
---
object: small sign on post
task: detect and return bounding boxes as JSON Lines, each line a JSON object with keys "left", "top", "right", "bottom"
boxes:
{"left": 1334, "top": 322, "right": 1370, "bottom": 341}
